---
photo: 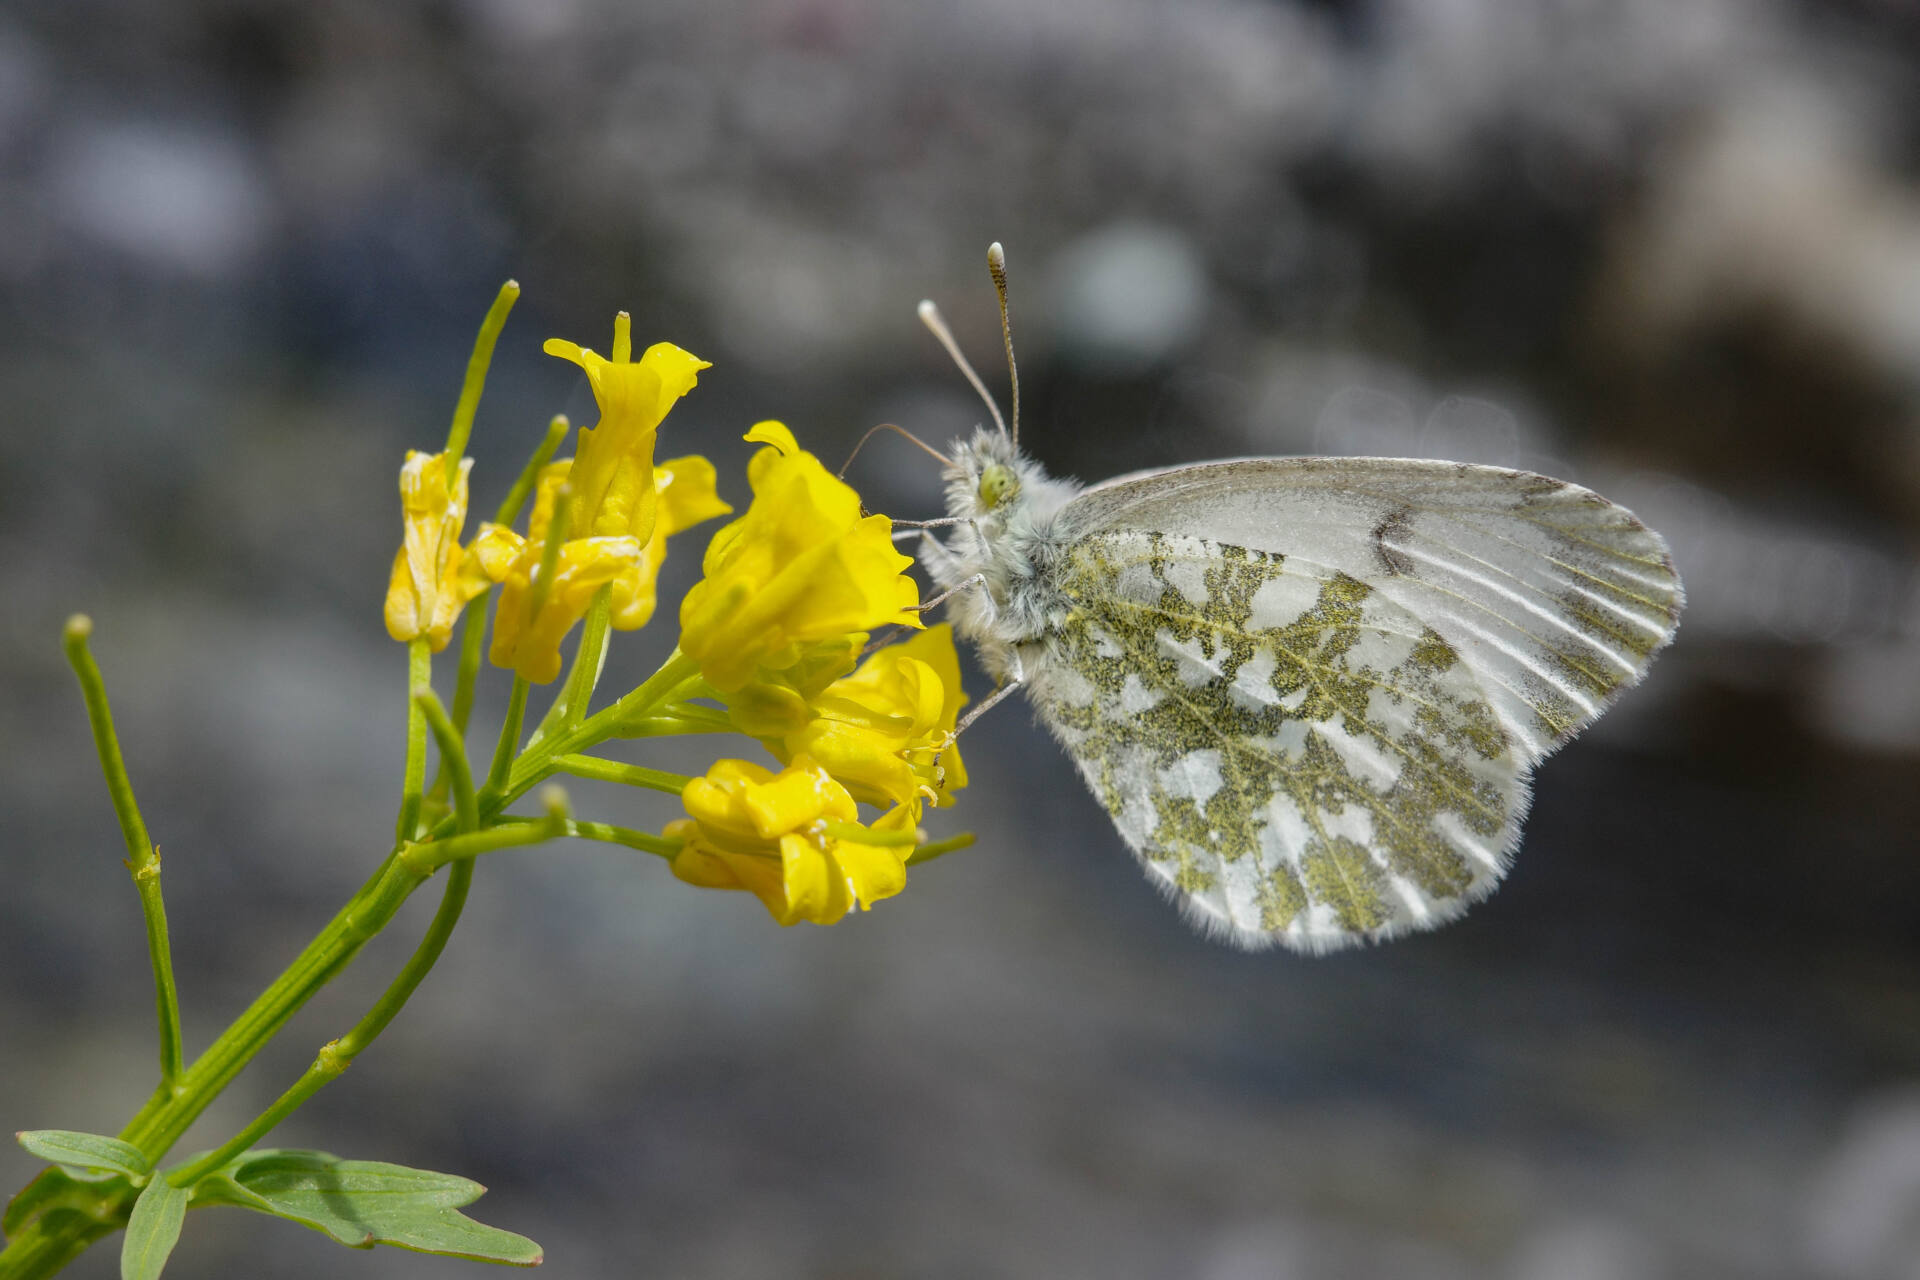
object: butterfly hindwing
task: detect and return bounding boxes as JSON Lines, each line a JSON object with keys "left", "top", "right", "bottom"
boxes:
{"left": 1020, "top": 459, "right": 1680, "bottom": 952}
{"left": 1027, "top": 528, "right": 1526, "bottom": 951}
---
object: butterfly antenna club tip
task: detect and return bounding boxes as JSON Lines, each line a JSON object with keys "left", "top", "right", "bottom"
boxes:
{"left": 987, "top": 243, "right": 1020, "bottom": 449}
{"left": 919, "top": 296, "right": 1008, "bottom": 438}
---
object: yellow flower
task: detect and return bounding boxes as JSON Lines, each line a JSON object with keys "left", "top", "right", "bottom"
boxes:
{"left": 778, "top": 624, "right": 970, "bottom": 810}
{"left": 679, "top": 422, "right": 921, "bottom": 693}
{"left": 609, "top": 456, "right": 733, "bottom": 631}
{"left": 471, "top": 464, "right": 641, "bottom": 683}
{"left": 383, "top": 450, "right": 491, "bottom": 651}
{"left": 542, "top": 322, "right": 708, "bottom": 543}
{"left": 665, "top": 758, "right": 912, "bottom": 925}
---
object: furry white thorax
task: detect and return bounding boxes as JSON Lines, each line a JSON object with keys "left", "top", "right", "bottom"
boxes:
{"left": 919, "top": 428, "right": 1084, "bottom": 683}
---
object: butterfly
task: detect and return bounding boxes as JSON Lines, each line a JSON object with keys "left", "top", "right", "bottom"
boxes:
{"left": 910, "top": 245, "right": 1683, "bottom": 953}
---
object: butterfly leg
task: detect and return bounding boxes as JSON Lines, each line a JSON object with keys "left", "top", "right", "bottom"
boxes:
{"left": 914, "top": 572, "right": 989, "bottom": 615}
{"left": 942, "top": 647, "right": 1025, "bottom": 746}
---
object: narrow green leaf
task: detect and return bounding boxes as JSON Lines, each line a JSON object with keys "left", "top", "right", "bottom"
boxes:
{"left": 120, "top": 1176, "right": 188, "bottom": 1280}
{"left": 188, "top": 1148, "right": 542, "bottom": 1266}
{"left": 17, "top": 1130, "right": 151, "bottom": 1179}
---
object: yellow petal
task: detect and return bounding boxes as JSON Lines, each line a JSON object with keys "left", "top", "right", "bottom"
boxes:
{"left": 722, "top": 848, "right": 790, "bottom": 911}
{"left": 743, "top": 420, "right": 801, "bottom": 454}
{"left": 681, "top": 482, "right": 920, "bottom": 690}
{"left": 656, "top": 455, "right": 734, "bottom": 535}
{"left": 383, "top": 451, "right": 475, "bottom": 651}
{"left": 384, "top": 548, "right": 425, "bottom": 642}
{"left": 830, "top": 839, "right": 908, "bottom": 912}
{"left": 547, "top": 337, "right": 709, "bottom": 542}
{"left": 772, "top": 624, "right": 970, "bottom": 809}
{"left": 679, "top": 758, "right": 785, "bottom": 850}
{"left": 608, "top": 455, "right": 733, "bottom": 631}
{"left": 738, "top": 760, "right": 852, "bottom": 838}
{"left": 468, "top": 523, "right": 526, "bottom": 581}
{"left": 790, "top": 719, "right": 920, "bottom": 809}
{"left": 524, "top": 461, "right": 574, "bottom": 547}
{"left": 724, "top": 679, "right": 817, "bottom": 740}
{"left": 890, "top": 625, "right": 969, "bottom": 798}
{"left": 664, "top": 820, "right": 744, "bottom": 889}
{"left": 775, "top": 834, "right": 848, "bottom": 925}
{"left": 666, "top": 758, "right": 917, "bottom": 926}
{"left": 487, "top": 534, "right": 641, "bottom": 682}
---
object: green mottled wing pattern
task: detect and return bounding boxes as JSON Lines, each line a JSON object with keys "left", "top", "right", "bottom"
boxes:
{"left": 1027, "top": 460, "right": 1681, "bottom": 951}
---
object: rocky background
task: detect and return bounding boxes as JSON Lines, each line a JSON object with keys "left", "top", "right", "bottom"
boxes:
{"left": 5, "top": 1, "right": 1920, "bottom": 1276}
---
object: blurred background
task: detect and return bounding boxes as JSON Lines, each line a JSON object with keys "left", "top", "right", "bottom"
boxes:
{"left": 4, "top": 0, "right": 1920, "bottom": 1276}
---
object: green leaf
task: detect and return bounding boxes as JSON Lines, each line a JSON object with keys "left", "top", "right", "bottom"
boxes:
{"left": 188, "top": 1148, "right": 542, "bottom": 1266}
{"left": 4, "top": 1166, "right": 128, "bottom": 1238}
{"left": 120, "top": 1176, "right": 188, "bottom": 1280}
{"left": 17, "top": 1130, "right": 151, "bottom": 1179}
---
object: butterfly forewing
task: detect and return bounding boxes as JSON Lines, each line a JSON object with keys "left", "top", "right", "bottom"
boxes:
{"left": 1027, "top": 458, "right": 1681, "bottom": 951}
{"left": 1059, "top": 458, "right": 1683, "bottom": 761}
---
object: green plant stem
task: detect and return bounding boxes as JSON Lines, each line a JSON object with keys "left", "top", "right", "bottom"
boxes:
{"left": 496, "top": 416, "right": 570, "bottom": 527}
{"left": 394, "top": 639, "right": 432, "bottom": 843}
{"left": 537, "top": 589, "right": 613, "bottom": 741}
{"left": 426, "top": 599, "right": 494, "bottom": 809}
{"left": 619, "top": 700, "right": 734, "bottom": 737}
{"left": 166, "top": 859, "right": 475, "bottom": 1190}
{"left": 552, "top": 754, "right": 691, "bottom": 795}
{"left": 906, "top": 832, "right": 976, "bottom": 865}
{"left": 482, "top": 652, "right": 702, "bottom": 818}
{"left": 0, "top": 1212, "right": 120, "bottom": 1280}
{"left": 521, "top": 488, "right": 572, "bottom": 632}
{"left": 0, "top": 652, "right": 699, "bottom": 1279}
{"left": 486, "top": 678, "right": 530, "bottom": 794}
{"left": 514, "top": 817, "right": 680, "bottom": 859}
{"left": 61, "top": 617, "right": 183, "bottom": 1089}
{"left": 442, "top": 281, "right": 519, "bottom": 477}
{"left": 447, "top": 599, "right": 491, "bottom": 738}
{"left": 114, "top": 855, "right": 420, "bottom": 1156}
{"left": 416, "top": 690, "right": 478, "bottom": 833}
{"left": 401, "top": 806, "right": 568, "bottom": 876}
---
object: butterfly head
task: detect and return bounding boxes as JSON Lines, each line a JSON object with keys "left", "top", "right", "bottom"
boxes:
{"left": 941, "top": 427, "right": 1049, "bottom": 525}
{"left": 942, "top": 427, "right": 1013, "bottom": 514}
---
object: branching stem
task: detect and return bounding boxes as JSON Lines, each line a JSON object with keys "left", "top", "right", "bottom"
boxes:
{"left": 62, "top": 617, "right": 183, "bottom": 1089}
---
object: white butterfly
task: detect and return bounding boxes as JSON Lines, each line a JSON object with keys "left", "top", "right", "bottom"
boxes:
{"left": 912, "top": 246, "right": 1683, "bottom": 953}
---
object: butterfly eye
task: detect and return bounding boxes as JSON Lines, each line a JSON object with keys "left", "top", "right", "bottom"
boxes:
{"left": 977, "top": 463, "right": 1020, "bottom": 510}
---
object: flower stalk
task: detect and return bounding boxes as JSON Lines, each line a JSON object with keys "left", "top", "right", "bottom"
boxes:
{"left": 394, "top": 638, "right": 432, "bottom": 843}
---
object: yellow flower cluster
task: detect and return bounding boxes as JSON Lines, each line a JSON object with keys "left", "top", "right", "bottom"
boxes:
{"left": 780, "top": 625, "right": 969, "bottom": 812}
{"left": 666, "top": 758, "right": 915, "bottom": 925}
{"left": 668, "top": 422, "right": 967, "bottom": 924}
{"left": 470, "top": 450, "right": 730, "bottom": 682}
{"left": 383, "top": 307, "right": 968, "bottom": 928}
{"left": 480, "top": 331, "right": 721, "bottom": 682}
{"left": 384, "top": 317, "right": 729, "bottom": 682}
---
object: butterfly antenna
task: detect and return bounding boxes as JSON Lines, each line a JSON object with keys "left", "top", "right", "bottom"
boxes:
{"left": 838, "top": 422, "right": 953, "bottom": 478}
{"left": 918, "top": 298, "right": 1008, "bottom": 438}
{"left": 987, "top": 242, "right": 1020, "bottom": 449}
